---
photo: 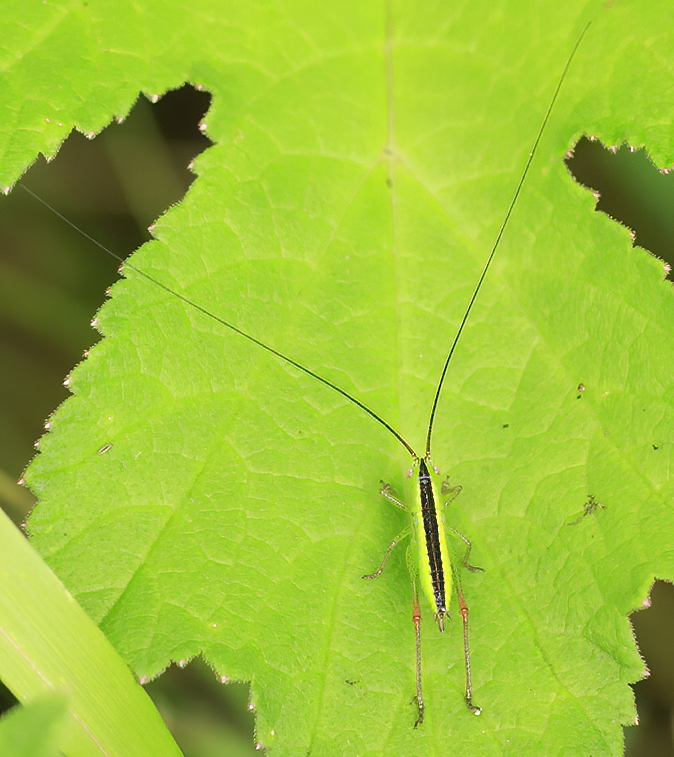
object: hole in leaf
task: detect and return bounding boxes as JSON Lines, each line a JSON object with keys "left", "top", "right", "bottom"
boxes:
{"left": 144, "top": 659, "right": 257, "bottom": 756}
{"left": 565, "top": 137, "right": 674, "bottom": 277}
{"left": 625, "top": 580, "right": 674, "bottom": 757}
{"left": 0, "top": 85, "right": 211, "bottom": 519}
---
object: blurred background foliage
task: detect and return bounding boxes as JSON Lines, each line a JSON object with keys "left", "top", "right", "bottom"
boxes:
{"left": 0, "top": 85, "right": 672, "bottom": 756}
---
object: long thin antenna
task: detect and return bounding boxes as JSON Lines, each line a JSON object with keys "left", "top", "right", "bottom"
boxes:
{"left": 425, "top": 21, "right": 591, "bottom": 458}
{"left": 22, "top": 184, "right": 418, "bottom": 459}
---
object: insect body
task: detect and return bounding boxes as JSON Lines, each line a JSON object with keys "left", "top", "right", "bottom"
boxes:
{"left": 22, "top": 22, "right": 590, "bottom": 730}
{"left": 416, "top": 458, "right": 452, "bottom": 629}
{"left": 364, "top": 459, "right": 484, "bottom": 725}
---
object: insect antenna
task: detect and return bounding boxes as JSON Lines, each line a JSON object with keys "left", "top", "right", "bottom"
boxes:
{"left": 21, "top": 184, "right": 419, "bottom": 459}
{"left": 425, "top": 21, "right": 591, "bottom": 459}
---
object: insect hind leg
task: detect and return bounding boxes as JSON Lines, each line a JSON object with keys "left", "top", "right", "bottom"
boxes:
{"left": 410, "top": 570, "right": 425, "bottom": 727}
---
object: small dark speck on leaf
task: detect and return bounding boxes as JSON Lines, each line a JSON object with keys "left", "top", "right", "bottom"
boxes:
{"left": 568, "top": 494, "right": 605, "bottom": 525}
{"left": 653, "top": 444, "right": 659, "bottom": 450}
{"left": 502, "top": 423, "right": 509, "bottom": 429}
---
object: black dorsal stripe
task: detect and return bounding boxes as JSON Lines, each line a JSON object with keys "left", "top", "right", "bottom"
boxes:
{"left": 418, "top": 458, "right": 446, "bottom": 614}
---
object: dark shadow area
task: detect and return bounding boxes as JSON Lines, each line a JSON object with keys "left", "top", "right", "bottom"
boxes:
{"left": 568, "top": 138, "right": 674, "bottom": 757}
{"left": 0, "top": 85, "right": 211, "bottom": 521}
{"left": 625, "top": 581, "right": 674, "bottom": 757}
{"left": 144, "top": 659, "right": 258, "bottom": 757}
{"left": 0, "top": 681, "right": 18, "bottom": 717}
{"left": 566, "top": 136, "right": 674, "bottom": 275}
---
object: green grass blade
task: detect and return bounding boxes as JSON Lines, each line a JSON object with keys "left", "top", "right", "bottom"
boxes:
{"left": 0, "top": 509, "right": 182, "bottom": 756}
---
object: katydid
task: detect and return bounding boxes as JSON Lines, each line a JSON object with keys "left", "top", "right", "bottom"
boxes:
{"left": 20, "top": 22, "right": 590, "bottom": 729}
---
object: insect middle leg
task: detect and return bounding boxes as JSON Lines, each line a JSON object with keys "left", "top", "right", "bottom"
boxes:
{"left": 361, "top": 524, "right": 412, "bottom": 580}
{"left": 442, "top": 482, "right": 484, "bottom": 574}
{"left": 447, "top": 525, "right": 484, "bottom": 575}
{"left": 362, "top": 483, "right": 425, "bottom": 726}
{"left": 380, "top": 480, "right": 409, "bottom": 510}
{"left": 362, "top": 481, "right": 411, "bottom": 580}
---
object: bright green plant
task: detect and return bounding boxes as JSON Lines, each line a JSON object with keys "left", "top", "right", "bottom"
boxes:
{"left": 0, "top": 508, "right": 182, "bottom": 755}
{"left": 0, "top": 692, "right": 68, "bottom": 757}
{"left": 1, "top": 1, "right": 673, "bottom": 755}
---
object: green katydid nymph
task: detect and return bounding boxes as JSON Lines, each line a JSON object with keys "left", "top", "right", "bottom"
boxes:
{"left": 21, "top": 22, "right": 590, "bottom": 729}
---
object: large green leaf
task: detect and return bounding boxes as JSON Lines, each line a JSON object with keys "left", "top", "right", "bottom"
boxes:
{"left": 4, "top": 0, "right": 674, "bottom": 754}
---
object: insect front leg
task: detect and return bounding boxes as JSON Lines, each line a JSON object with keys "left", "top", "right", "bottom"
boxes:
{"left": 379, "top": 480, "right": 409, "bottom": 511}
{"left": 441, "top": 475, "right": 462, "bottom": 503}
